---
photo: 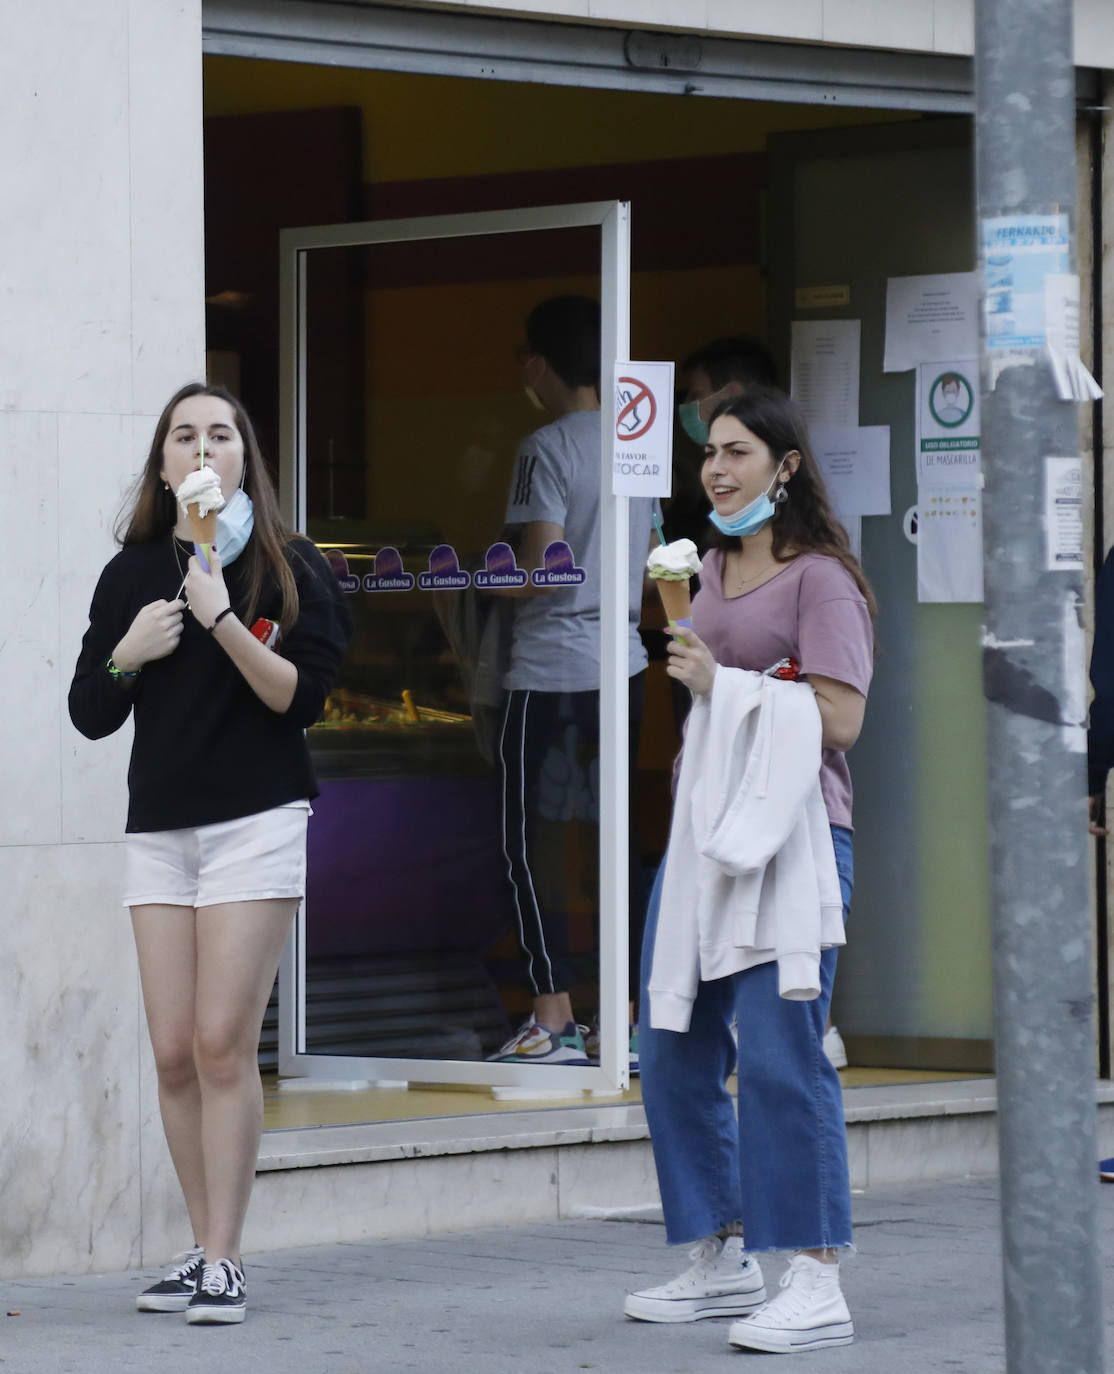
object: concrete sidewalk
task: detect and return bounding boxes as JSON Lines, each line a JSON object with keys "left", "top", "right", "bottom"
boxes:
{"left": 3, "top": 1177, "right": 1112, "bottom": 1373}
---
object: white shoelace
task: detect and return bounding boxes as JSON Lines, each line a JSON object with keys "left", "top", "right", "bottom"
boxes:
{"left": 199, "top": 1260, "right": 242, "bottom": 1297}
{"left": 162, "top": 1249, "right": 202, "bottom": 1281}
{"left": 687, "top": 1237, "right": 723, "bottom": 1270}
{"left": 758, "top": 1258, "right": 831, "bottom": 1324}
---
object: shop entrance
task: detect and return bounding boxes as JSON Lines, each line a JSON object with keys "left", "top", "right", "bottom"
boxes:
{"left": 200, "top": 45, "right": 1013, "bottom": 1126}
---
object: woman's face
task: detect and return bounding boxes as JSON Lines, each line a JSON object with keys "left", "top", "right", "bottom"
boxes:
{"left": 160, "top": 394, "right": 246, "bottom": 500}
{"left": 702, "top": 415, "right": 785, "bottom": 518}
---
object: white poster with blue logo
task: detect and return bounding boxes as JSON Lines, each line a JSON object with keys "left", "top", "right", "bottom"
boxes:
{"left": 612, "top": 361, "right": 674, "bottom": 497}
{"left": 982, "top": 213, "right": 1070, "bottom": 384}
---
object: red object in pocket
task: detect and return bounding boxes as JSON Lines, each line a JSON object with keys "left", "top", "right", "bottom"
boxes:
{"left": 763, "top": 656, "right": 801, "bottom": 681}
{"left": 250, "top": 617, "right": 281, "bottom": 650}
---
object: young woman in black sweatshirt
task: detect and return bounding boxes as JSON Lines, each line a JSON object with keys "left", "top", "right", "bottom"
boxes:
{"left": 69, "top": 383, "right": 350, "bottom": 1324}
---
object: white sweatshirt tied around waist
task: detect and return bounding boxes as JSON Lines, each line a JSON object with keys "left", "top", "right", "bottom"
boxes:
{"left": 648, "top": 667, "right": 845, "bottom": 1033}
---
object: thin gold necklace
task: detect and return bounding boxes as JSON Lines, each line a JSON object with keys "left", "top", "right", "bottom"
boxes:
{"left": 728, "top": 552, "right": 776, "bottom": 588}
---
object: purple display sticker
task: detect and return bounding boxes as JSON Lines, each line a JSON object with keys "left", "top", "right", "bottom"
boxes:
{"left": 324, "top": 548, "right": 360, "bottom": 595}
{"left": 472, "top": 541, "right": 527, "bottom": 590}
{"left": 530, "top": 540, "right": 586, "bottom": 587}
{"left": 362, "top": 546, "right": 415, "bottom": 592}
{"left": 418, "top": 543, "right": 471, "bottom": 591}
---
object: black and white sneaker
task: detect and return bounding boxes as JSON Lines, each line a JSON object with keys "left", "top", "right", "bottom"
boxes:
{"left": 136, "top": 1246, "right": 204, "bottom": 1312}
{"left": 186, "top": 1258, "right": 246, "bottom": 1325}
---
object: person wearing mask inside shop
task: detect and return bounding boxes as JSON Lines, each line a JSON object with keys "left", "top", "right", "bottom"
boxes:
{"left": 665, "top": 335, "right": 779, "bottom": 553}
{"left": 486, "top": 295, "right": 657, "bottom": 1068}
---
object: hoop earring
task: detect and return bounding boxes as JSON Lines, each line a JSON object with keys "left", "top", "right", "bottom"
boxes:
{"left": 774, "top": 483, "right": 789, "bottom": 506}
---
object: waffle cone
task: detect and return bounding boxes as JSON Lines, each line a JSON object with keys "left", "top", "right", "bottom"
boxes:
{"left": 187, "top": 504, "right": 219, "bottom": 546}
{"left": 654, "top": 576, "right": 692, "bottom": 625}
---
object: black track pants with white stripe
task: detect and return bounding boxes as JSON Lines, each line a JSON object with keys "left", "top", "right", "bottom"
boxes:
{"left": 496, "top": 673, "right": 646, "bottom": 998}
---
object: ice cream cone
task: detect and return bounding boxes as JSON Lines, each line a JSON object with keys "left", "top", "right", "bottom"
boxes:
{"left": 654, "top": 576, "right": 692, "bottom": 628}
{"left": 188, "top": 504, "right": 218, "bottom": 571}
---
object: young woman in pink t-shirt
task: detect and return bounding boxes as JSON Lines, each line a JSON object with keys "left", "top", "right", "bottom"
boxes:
{"left": 626, "top": 386, "right": 875, "bottom": 1354}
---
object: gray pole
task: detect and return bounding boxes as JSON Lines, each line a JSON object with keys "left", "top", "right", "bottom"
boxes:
{"left": 975, "top": 2, "right": 1106, "bottom": 1370}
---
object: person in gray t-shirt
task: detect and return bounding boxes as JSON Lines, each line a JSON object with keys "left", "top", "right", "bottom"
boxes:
{"left": 487, "top": 295, "right": 654, "bottom": 1068}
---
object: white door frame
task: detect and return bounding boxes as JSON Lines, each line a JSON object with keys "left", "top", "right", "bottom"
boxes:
{"left": 277, "top": 199, "right": 633, "bottom": 1093}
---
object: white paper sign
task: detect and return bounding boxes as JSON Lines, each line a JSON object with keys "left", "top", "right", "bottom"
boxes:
{"left": 612, "top": 361, "right": 674, "bottom": 497}
{"left": 917, "top": 485, "right": 984, "bottom": 603}
{"left": 1044, "top": 275, "right": 1104, "bottom": 402}
{"left": 916, "top": 361, "right": 981, "bottom": 488}
{"left": 811, "top": 425, "right": 891, "bottom": 517}
{"left": 1044, "top": 457, "right": 1083, "bottom": 572}
{"left": 883, "top": 272, "right": 978, "bottom": 373}
{"left": 790, "top": 320, "right": 860, "bottom": 427}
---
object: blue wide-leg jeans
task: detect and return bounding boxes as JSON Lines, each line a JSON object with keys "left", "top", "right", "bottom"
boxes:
{"left": 639, "top": 826, "right": 854, "bottom": 1253}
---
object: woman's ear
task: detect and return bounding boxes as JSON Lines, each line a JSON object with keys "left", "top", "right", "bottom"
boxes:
{"left": 782, "top": 449, "right": 802, "bottom": 480}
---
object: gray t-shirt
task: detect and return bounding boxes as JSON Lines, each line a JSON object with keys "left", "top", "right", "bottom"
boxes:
{"left": 503, "top": 408, "right": 654, "bottom": 693}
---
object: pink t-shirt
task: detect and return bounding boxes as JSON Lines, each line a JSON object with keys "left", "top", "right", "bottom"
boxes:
{"left": 691, "top": 550, "right": 874, "bottom": 829}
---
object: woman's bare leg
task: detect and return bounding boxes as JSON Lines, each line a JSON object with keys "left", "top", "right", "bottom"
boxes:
{"left": 193, "top": 898, "right": 298, "bottom": 1263}
{"left": 131, "top": 904, "right": 208, "bottom": 1247}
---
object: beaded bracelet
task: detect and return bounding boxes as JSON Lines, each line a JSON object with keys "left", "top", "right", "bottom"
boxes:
{"left": 106, "top": 656, "right": 140, "bottom": 682}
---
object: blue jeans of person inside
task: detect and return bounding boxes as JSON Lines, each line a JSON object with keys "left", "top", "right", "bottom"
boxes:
{"left": 638, "top": 826, "right": 854, "bottom": 1253}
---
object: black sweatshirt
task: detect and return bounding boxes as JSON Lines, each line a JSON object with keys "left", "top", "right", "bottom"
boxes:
{"left": 1090, "top": 548, "right": 1114, "bottom": 796}
{"left": 68, "top": 535, "right": 352, "bottom": 832}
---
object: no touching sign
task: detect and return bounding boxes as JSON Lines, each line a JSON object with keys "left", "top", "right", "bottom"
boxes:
{"left": 612, "top": 360, "right": 674, "bottom": 497}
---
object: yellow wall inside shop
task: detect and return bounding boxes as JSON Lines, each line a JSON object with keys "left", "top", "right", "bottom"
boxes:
{"left": 203, "top": 56, "right": 915, "bottom": 183}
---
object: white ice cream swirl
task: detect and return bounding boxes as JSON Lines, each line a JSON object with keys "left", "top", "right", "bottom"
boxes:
{"left": 646, "top": 538, "right": 702, "bottom": 581}
{"left": 176, "top": 466, "right": 225, "bottom": 517}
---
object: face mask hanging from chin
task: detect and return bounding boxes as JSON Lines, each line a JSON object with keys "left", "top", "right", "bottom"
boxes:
{"left": 215, "top": 487, "right": 255, "bottom": 565}
{"left": 707, "top": 457, "right": 789, "bottom": 538}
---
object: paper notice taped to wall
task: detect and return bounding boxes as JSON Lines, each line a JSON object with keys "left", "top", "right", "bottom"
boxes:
{"left": 917, "top": 486, "right": 983, "bottom": 603}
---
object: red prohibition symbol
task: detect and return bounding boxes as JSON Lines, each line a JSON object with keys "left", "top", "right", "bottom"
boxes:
{"left": 616, "top": 377, "right": 657, "bottom": 442}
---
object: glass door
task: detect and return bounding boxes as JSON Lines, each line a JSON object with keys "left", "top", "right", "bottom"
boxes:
{"left": 276, "top": 202, "right": 634, "bottom": 1094}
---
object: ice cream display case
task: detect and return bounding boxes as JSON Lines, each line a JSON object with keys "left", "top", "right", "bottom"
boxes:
{"left": 306, "top": 520, "right": 486, "bottom": 781}
{"left": 299, "top": 519, "right": 520, "bottom": 1063}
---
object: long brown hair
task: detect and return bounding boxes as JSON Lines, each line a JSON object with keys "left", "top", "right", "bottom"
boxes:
{"left": 706, "top": 386, "right": 877, "bottom": 619}
{"left": 117, "top": 382, "right": 308, "bottom": 633}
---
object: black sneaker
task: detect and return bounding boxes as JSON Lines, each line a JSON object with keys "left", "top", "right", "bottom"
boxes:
{"left": 186, "top": 1258, "right": 246, "bottom": 1325}
{"left": 136, "top": 1246, "right": 204, "bottom": 1312}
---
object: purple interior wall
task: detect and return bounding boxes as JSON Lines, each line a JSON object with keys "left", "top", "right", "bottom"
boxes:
{"left": 305, "top": 776, "right": 514, "bottom": 959}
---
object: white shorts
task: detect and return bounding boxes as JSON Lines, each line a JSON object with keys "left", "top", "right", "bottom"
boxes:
{"left": 122, "top": 801, "right": 311, "bottom": 910}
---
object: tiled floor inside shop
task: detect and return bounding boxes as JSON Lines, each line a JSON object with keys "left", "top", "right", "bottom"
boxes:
{"left": 262, "top": 1067, "right": 987, "bottom": 1131}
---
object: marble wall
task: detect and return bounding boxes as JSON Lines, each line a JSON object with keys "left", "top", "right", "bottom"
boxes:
{"left": 0, "top": 0, "right": 204, "bottom": 1278}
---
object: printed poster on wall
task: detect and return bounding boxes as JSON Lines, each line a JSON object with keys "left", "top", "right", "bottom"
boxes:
{"left": 883, "top": 272, "right": 978, "bottom": 373}
{"left": 917, "top": 487, "right": 984, "bottom": 604}
{"left": 789, "top": 319, "right": 860, "bottom": 427}
{"left": 810, "top": 425, "right": 891, "bottom": 517}
{"left": 1044, "top": 457, "right": 1083, "bottom": 572}
{"left": 982, "top": 213, "right": 1070, "bottom": 384}
{"left": 916, "top": 361, "right": 980, "bottom": 488}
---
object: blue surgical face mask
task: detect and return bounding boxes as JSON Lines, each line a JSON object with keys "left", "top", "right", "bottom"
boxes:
{"left": 707, "top": 457, "right": 788, "bottom": 538}
{"left": 215, "top": 487, "right": 254, "bottom": 565}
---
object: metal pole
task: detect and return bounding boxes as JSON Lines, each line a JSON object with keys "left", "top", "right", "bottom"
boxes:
{"left": 975, "top": 3, "right": 1106, "bottom": 1370}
